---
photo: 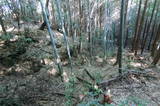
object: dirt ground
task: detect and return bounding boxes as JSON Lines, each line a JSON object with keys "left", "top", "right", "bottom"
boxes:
{"left": 0, "top": 29, "right": 160, "bottom": 106}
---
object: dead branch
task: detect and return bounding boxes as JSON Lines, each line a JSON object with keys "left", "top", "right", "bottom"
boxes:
{"left": 76, "top": 76, "right": 92, "bottom": 85}
{"left": 98, "top": 70, "right": 156, "bottom": 89}
{"left": 51, "top": 92, "right": 78, "bottom": 100}
{"left": 84, "top": 68, "right": 95, "bottom": 81}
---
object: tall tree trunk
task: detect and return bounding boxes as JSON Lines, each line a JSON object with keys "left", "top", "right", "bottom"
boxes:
{"left": 87, "top": 0, "right": 92, "bottom": 57}
{"left": 151, "top": 24, "right": 160, "bottom": 57}
{"left": 134, "top": 0, "right": 148, "bottom": 55}
{"left": 124, "top": 21, "right": 129, "bottom": 48}
{"left": 152, "top": 47, "right": 160, "bottom": 65}
{"left": 66, "top": 0, "right": 73, "bottom": 37}
{"left": 39, "top": 0, "right": 49, "bottom": 30}
{"left": 55, "top": 0, "right": 73, "bottom": 71}
{"left": 78, "top": 0, "right": 83, "bottom": 53}
{"left": 141, "top": 17, "right": 148, "bottom": 49}
{"left": 147, "top": 2, "right": 159, "bottom": 50}
{"left": 141, "top": 0, "right": 157, "bottom": 54}
{"left": 117, "top": 0, "right": 125, "bottom": 74}
{"left": 132, "top": 0, "right": 142, "bottom": 51}
{"left": 51, "top": 1, "right": 58, "bottom": 30}
{"left": 39, "top": 0, "right": 63, "bottom": 79}
{"left": 123, "top": 0, "right": 129, "bottom": 48}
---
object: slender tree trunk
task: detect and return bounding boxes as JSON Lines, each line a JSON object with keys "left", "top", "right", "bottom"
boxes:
{"left": 141, "top": 17, "right": 148, "bottom": 49}
{"left": 118, "top": 0, "right": 125, "bottom": 74}
{"left": 141, "top": 0, "right": 157, "bottom": 54}
{"left": 124, "top": 21, "right": 129, "bottom": 48}
{"left": 17, "top": 13, "right": 20, "bottom": 30}
{"left": 55, "top": 0, "right": 73, "bottom": 71}
{"left": 51, "top": 1, "right": 58, "bottom": 30}
{"left": 132, "top": 0, "right": 142, "bottom": 51}
{"left": 39, "top": 0, "right": 49, "bottom": 30}
{"left": 39, "top": 0, "right": 63, "bottom": 78}
{"left": 66, "top": 0, "right": 73, "bottom": 37}
{"left": 151, "top": 24, "right": 160, "bottom": 57}
{"left": 134, "top": 0, "right": 148, "bottom": 55}
{"left": 78, "top": 0, "right": 83, "bottom": 53}
{"left": 99, "top": 5, "right": 102, "bottom": 31}
{"left": 123, "top": 0, "right": 129, "bottom": 48}
{"left": 87, "top": 0, "right": 92, "bottom": 57}
{"left": 0, "top": 16, "right": 7, "bottom": 35}
{"left": 148, "top": 3, "right": 159, "bottom": 50}
{"left": 152, "top": 47, "right": 160, "bottom": 65}
{"left": 148, "top": 21, "right": 157, "bottom": 50}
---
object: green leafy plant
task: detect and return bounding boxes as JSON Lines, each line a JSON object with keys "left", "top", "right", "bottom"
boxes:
{"left": 78, "top": 98, "right": 102, "bottom": 106}
{"left": 16, "top": 36, "right": 33, "bottom": 47}
{"left": 65, "top": 76, "right": 77, "bottom": 106}
{"left": 0, "top": 33, "right": 13, "bottom": 41}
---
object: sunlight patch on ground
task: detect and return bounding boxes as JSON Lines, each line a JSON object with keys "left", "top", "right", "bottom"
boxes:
{"left": 108, "top": 58, "right": 116, "bottom": 64}
{"left": 0, "top": 41, "right": 5, "bottom": 47}
{"left": 10, "top": 35, "right": 19, "bottom": 42}
{"left": 43, "top": 58, "right": 53, "bottom": 65}
{"left": 95, "top": 56, "right": 103, "bottom": 63}
{"left": 0, "top": 66, "right": 6, "bottom": 75}
{"left": 47, "top": 68, "right": 57, "bottom": 76}
{"left": 6, "top": 27, "right": 15, "bottom": 32}
{"left": 130, "top": 62, "right": 141, "bottom": 67}
{"left": 15, "top": 66, "right": 22, "bottom": 72}
{"left": 54, "top": 31, "right": 63, "bottom": 37}
{"left": 0, "top": 71, "right": 4, "bottom": 75}
{"left": 62, "top": 71, "right": 69, "bottom": 83}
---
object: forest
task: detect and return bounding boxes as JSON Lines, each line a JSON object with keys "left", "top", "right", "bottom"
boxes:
{"left": 0, "top": 0, "right": 160, "bottom": 105}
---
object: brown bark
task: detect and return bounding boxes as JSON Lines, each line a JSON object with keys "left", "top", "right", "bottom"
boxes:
{"left": 148, "top": 2, "right": 159, "bottom": 50}
{"left": 141, "top": 17, "right": 149, "bottom": 49}
{"left": 134, "top": 0, "right": 148, "bottom": 55}
{"left": 152, "top": 48, "right": 160, "bottom": 65}
{"left": 141, "top": 0, "right": 157, "bottom": 54}
{"left": 78, "top": 0, "right": 83, "bottom": 53}
{"left": 151, "top": 24, "right": 160, "bottom": 57}
{"left": 124, "top": 0, "right": 129, "bottom": 47}
{"left": 132, "top": 0, "right": 142, "bottom": 51}
{"left": 39, "top": 0, "right": 50, "bottom": 30}
{"left": 51, "top": 1, "right": 58, "bottom": 30}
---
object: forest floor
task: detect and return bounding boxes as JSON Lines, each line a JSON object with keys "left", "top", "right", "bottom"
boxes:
{"left": 0, "top": 28, "right": 160, "bottom": 106}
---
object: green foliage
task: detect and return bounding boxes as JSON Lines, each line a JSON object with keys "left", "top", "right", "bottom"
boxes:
{"left": 78, "top": 98, "right": 102, "bottom": 106}
{"left": 78, "top": 77, "right": 104, "bottom": 105}
{"left": 0, "top": 33, "right": 13, "bottom": 41}
{"left": 15, "top": 36, "right": 32, "bottom": 50}
{"left": 19, "top": 36, "right": 32, "bottom": 43}
{"left": 87, "top": 86, "right": 103, "bottom": 97}
{"left": 65, "top": 76, "right": 77, "bottom": 106}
